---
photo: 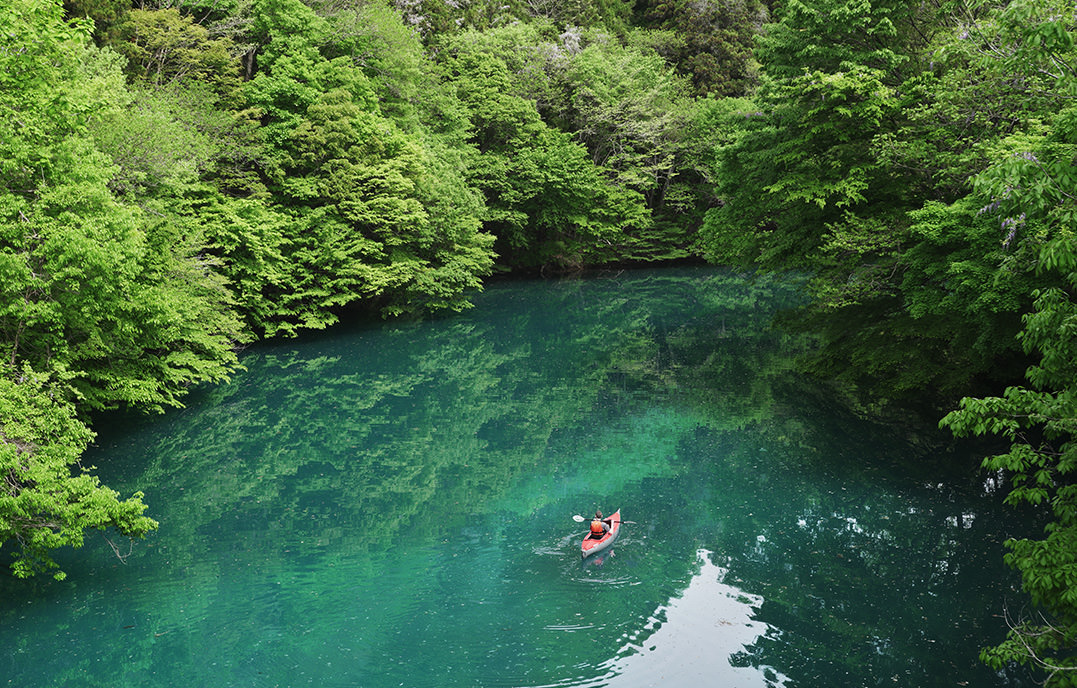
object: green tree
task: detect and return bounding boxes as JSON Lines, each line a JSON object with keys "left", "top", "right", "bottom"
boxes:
{"left": 393, "top": 0, "right": 525, "bottom": 44}
{"left": 107, "top": 8, "right": 242, "bottom": 96}
{"left": 559, "top": 34, "right": 710, "bottom": 257}
{"left": 939, "top": 1, "right": 1077, "bottom": 682}
{"left": 0, "top": 365, "right": 158, "bottom": 579}
{"left": 696, "top": 7, "right": 919, "bottom": 402}
{"left": 444, "top": 44, "right": 649, "bottom": 268}
{"left": 1, "top": 0, "right": 244, "bottom": 410}
{"left": 700, "top": 0, "right": 947, "bottom": 267}
{"left": 633, "top": 0, "right": 765, "bottom": 96}
{"left": 63, "top": 0, "right": 128, "bottom": 33}
{"left": 242, "top": 0, "right": 494, "bottom": 327}
{"left": 695, "top": 0, "right": 1061, "bottom": 409}
{"left": 0, "top": 0, "right": 245, "bottom": 575}
{"left": 1, "top": 139, "right": 245, "bottom": 410}
{"left": 943, "top": 250, "right": 1077, "bottom": 685}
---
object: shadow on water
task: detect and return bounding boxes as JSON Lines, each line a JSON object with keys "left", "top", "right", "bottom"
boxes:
{"left": 0, "top": 267, "right": 1039, "bottom": 688}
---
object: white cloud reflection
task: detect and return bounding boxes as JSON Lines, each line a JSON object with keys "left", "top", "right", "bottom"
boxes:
{"left": 595, "top": 549, "right": 787, "bottom": 688}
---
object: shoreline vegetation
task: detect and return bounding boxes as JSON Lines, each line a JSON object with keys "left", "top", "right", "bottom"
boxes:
{"left": 2, "top": 0, "right": 1075, "bottom": 681}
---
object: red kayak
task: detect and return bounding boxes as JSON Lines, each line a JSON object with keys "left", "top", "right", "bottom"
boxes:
{"left": 581, "top": 509, "right": 621, "bottom": 558}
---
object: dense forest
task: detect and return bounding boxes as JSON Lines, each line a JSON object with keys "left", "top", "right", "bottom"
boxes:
{"left": 1, "top": 0, "right": 1074, "bottom": 681}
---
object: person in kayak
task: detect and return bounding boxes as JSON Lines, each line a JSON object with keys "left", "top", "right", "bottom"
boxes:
{"left": 589, "top": 510, "right": 611, "bottom": 539}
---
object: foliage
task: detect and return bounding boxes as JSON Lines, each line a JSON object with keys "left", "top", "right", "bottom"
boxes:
{"left": 942, "top": 258, "right": 1077, "bottom": 685}
{"left": 700, "top": 69, "right": 904, "bottom": 270}
{"left": 63, "top": 0, "right": 129, "bottom": 32}
{"left": 633, "top": 0, "right": 766, "bottom": 96}
{"left": 1, "top": 0, "right": 245, "bottom": 412}
{"left": 0, "top": 364, "right": 157, "bottom": 580}
{"left": 0, "top": 0, "right": 244, "bottom": 575}
{"left": 107, "top": 8, "right": 242, "bottom": 96}
{"left": 561, "top": 36, "right": 692, "bottom": 194}
{"left": 700, "top": 0, "right": 944, "bottom": 268}
{"left": 559, "top": 33, "right": 717, "bottom": 257}
{"left": 443, "top": 42, "right": 649, "bottom": 268}
{"left": 391, "top": 0, "right": 525, "bottom": 43}
{"left": 89, "top": 84, "right": 230, "bottom": 197}
{"left": 242, "top": 0, "right": 495, "bottom": 325}
{"left": 391, "top": 0, "right": 634, "bottom": 44}
{"left": 0, "top": 146, "right": 246, "bottom": 410}
{"left": 697, "top": 0, "right": 1063, "bottom": 412}
{"left": 938, "top": 1, "right": 1077, "bottom": 682}
{"left": 439, "top": 23, "right": 718, "bottom": 264}
{"left": 316, "top": 1, "right": 443, "bottom": 128}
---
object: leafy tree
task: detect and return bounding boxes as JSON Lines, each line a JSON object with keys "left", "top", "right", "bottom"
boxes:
{"left": 391, "top": 0, "right": 525, "bottom": 43}
{"left": 0, "top": 139, "right": 245, "bottom": 410}
{"left": 84, "top": 75, "right": 288, "bottom": 336}
{"left": 561, "top": 36, "right": 693, "bottom": 196}
{"left": 700, "top": 58, "right": 921, "bottom": 408}
{"left": 0, "top": 0, "right": 245, "bottom": 575}
{"left": 700, "top": 0, "right": 947, "bottom": 268}
{"left": 108, "top": 8, "right": 242, "bottom": 96}
{"left": 633, "top": 0, "right": 766, "bottom": 96}
{"left": 438, "top": 22, "right": 713, "bottom": 260}
{"left": 943, "top": 247, "right": 1077, "bottom": 685}
{"left": 316, "top": 0, "right": 443, "bottom": 128}
{"left": 443, "top": 44, "right": 649, "bottom": 268}
{"left": 1, "top": 0, "right": 245, "bottom": 410}
{"left": 523, "top": 0, "right": 634, "bottom": 32}
{"left": 242, "top": 0, "right": 494, "bottom": 326}
{"left": 939, "top": 1, "right": 1077, "bottom": 683}
{"left": 556, "top": 32, "right": 713, "bottom": 257}
{"left": 0, "top": 365, "right": 158, "bottom": 580}
{"left": 700, "top": 70, "right": 904, "bottom": 271}
{"left": 89, "top": 84, "right": 226, "bottom": 197}
{"left": 695, "top": 0, "right": 1060, "bottom": 409}
{"left": 63, "top": 0, "right": 129, "bottom": 34}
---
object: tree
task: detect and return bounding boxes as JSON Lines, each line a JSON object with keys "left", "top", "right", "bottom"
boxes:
{"left": 0, "top": 0, "right": 245, "bottom": 574}
{"left": 0, "top": 364, "right": 158, "bottom": 580}
{"left": 1, "top": 138, "right": 246, "bottom": 410}
{"left": 108, "top": 8, "right": 242, "bottom": 96}
{"left": 940, "top": 1, "right": 1077, "bottom": 682}
{"left": 633, "top": 0, "right": 766, "bottom": 96}
{"left": 695, "top": 0, "right": 1065, "bottom": 410}
{"left": 63, "top": 0, "right": 128, "bottom": 33}
{"left": 443, "top": 44, "right": 649, "bottom": 268}
{"left": 943, "top": 246, "right": 1077, "bottom": 685}
{"left": 1, "top": 0, "right": 245, "bottom": 411}
{"left": 241, "top": 0, "right": 495, "bottom": 327}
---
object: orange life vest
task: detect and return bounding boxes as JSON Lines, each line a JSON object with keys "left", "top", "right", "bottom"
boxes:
{"left": 590, "top": 519, "right": 605, "bottom": 534}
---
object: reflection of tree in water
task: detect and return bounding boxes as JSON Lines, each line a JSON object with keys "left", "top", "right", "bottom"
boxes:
{"left": 9, "top": 268, "right": 800, "bottom": 685}
{"left": 88, "top": 268, "right": 807, "bottom": 570}
{"left": 5, "top": 267, "right": 1032, "bottom": 687}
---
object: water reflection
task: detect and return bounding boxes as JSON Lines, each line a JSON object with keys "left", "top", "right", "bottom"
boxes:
{"left": 598, "top": 549, "right": 787, "bottom": 688}
{"left": 0, "top": 268, "right": 1038, "bottom": 688}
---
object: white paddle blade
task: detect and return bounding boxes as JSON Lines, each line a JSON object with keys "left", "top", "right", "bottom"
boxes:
{"left": 572, "top": 514, "right": 585, "bottom": 522}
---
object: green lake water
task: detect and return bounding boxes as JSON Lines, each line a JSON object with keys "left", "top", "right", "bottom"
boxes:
{"left": 1, "top": 267, "right": 1037, "bottom": 687}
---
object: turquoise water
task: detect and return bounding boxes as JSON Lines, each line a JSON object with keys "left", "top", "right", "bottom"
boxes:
{"left": 1, "top": 268, "right": 1035, "bottom": 687}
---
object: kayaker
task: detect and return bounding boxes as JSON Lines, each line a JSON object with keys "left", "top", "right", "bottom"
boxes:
{"left": 589, "top": 510, "right": 610, "bottom": 539}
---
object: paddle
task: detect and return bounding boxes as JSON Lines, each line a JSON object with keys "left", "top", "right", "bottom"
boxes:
{"left": 572, "top": 515, "right": 636, "bottom": 524}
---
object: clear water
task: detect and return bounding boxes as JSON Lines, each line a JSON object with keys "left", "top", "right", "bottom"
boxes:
{"left": 1, "top": 268, "right": 1036, "bottom": 687}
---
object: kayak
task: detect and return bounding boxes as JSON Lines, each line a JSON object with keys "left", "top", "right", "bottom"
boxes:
{"left": 581, "top": 509, "right": 621, "bottom": 558}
